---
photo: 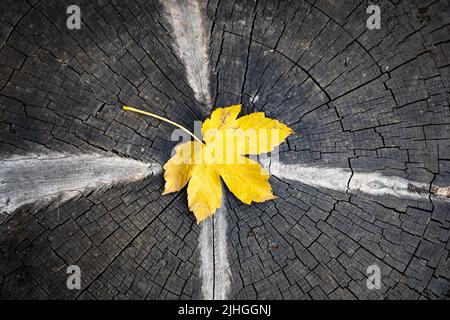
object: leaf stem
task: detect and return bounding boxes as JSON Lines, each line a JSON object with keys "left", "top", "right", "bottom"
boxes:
{"left": 122, "top": 105, "right": 202, "bottom": 143}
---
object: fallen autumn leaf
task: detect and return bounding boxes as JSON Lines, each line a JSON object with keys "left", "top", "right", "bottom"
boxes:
{"left": 123, "top": 104, "right": 293, "bottom": 223}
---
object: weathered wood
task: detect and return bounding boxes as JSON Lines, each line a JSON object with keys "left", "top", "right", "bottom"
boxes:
{"left": 1, "top": 0, "right": 449, "bottom": 299}
{"left": 0, "top": 154, "right": 160, "bottom": 219}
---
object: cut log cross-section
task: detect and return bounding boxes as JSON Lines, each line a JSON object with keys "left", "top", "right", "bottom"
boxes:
{"left": 0, "top": 0, "right": 449, "bottom": 300}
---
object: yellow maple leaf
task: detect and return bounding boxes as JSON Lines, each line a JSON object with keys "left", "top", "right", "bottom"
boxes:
{"left": 122, "top": 104, "right": 293, "bottom": 223}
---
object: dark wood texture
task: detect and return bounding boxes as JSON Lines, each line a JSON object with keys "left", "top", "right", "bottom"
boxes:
{"left": 1, "top": 0, "right": 449, "bottom": 299}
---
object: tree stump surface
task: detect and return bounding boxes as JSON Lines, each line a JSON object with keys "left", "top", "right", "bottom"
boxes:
{"left": 0, "top": 0, "right": 449, "bottom": 299}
